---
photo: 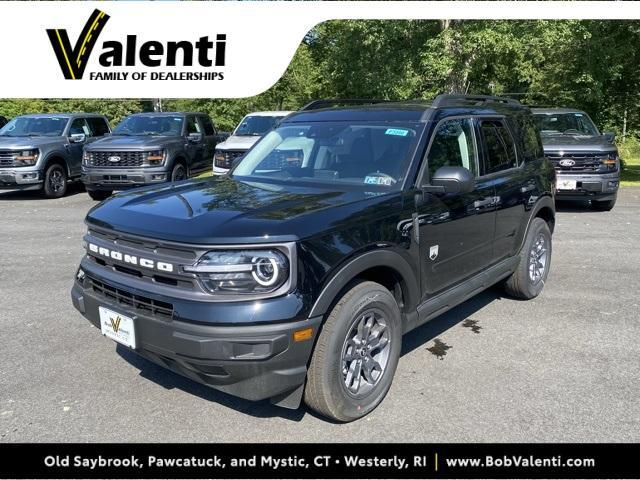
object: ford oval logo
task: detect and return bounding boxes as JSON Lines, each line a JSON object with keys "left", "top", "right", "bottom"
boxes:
{"left": 108, "top": 156, "right": 121, "bottom": 163}
{"left": 559, "top": 159, "right": 575, "bottom": 167}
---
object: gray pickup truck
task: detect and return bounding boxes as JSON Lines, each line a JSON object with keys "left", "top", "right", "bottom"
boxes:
{"left": 0, "top": 113, "right": 111, "bottom": 198}
{"left": 82, "top": 112, "right": 218, "bottom": 201}
{"left": 532, "top": 108, "right": 620, "bottom": 211}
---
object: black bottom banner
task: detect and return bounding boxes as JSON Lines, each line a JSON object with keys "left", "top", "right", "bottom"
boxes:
{"left": 1, "top": 443, "right": 638, "bottom": 479}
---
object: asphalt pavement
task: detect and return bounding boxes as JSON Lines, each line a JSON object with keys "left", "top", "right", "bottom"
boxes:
{"left": 1, "top": 184, "right": 639, "bottom": 442}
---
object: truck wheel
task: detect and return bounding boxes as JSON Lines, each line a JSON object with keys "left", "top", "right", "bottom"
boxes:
{"left": 591, "top": 197, "right": 616, "bottom": 211}
{"left": 304, "top": 281, "right": 402, "bottom": 422}
{"left": 87, "top": 189, "right": 112, "bottom": 201}
{"left": 504, "top": 217, "right": 552, "bottom": 300}
{"left": 170, "top": 163, "right": 187, "bottom": 182}
{"left": 42, "top": 163, "right": 67, "bottom": 198}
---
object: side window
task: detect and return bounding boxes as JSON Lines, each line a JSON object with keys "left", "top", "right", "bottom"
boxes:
{"left": 69, "top": 118, "right": 90, "bottom": 136}
{"left": 479, "top": 120, "right": 518, "bottom": 175}
{"left": 86, "top": 117, "right": 110, "bottom": 137}
{"left": 200, "top": 116, "right": 216, "bottom": 136}
{"left": 426, "top": 118, "right": 477, "bottom": 181}
{"left": 186, "top": 116, "right": 201, "bottom": 135}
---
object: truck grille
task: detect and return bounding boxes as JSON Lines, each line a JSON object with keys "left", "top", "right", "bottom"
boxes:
{"left": 87, "top": 275, "right": 174, "bottom": 319}
{"left": 547, "top": 152, "right": 611, "bottom": 173}
{"left": 215, "top": 150, "right": 244, "bottom": 169}
{"left": 88, "top": 151, "right": 145, "bottom": 167}
{"left": 0, "top": 151, "right": 17, "bottom": 167}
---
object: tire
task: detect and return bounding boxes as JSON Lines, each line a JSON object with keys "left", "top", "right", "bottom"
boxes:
{"left": 170, "top": 162, "right": 187, "bottom": 182}
{"left": 87, "top": 189, "right": 112, "bottom": 201}
{"left": 504, "top": 217, "right": 552, "bottom": 300}
{"left": 42, "top": 163, "right": 67, "bottom": 198}
{"left": 591, "top": 197, "right": 616, "bottom": 211}
{"left": 304, "top": 281, "right": 402, "bottom": 422}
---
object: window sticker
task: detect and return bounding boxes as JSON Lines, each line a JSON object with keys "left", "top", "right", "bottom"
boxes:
{"left": 364, "top": 175, "right": 393, "bottom": 186}
{"left": 385, "top": 128, "right": 409, "bottom": 137}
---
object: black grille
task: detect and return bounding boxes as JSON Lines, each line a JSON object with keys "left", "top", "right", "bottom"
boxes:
{"left": 215, "top": 150, "right": 244, "bottom": 169}
{"left": 0, "top": 151, "right": 17, "bottom": 167}
{"left": 89, "top": 151, "right": 145, "bottom": 167}
{"left": 547, "top": 152, "right": 611, "bottom": 173}
{"left": 88, "top": 275, "right": 174, "bottom": 319}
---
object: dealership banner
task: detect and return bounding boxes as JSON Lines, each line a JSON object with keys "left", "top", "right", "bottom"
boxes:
{"left": 0, "top": 1, "right": 638, "bottom": 98}
{"left": 1, "top": 443, "right": 639, "bottom": 479}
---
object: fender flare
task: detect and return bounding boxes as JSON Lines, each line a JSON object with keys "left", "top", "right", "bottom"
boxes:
{"left": 308, "top": 249, "right": 420, "bottom": 319}
{"left": 42, "top": 152, "right": 71, "bottom": 175}
{"left": 519, "top": 194, "right": 555, "bottom": 251}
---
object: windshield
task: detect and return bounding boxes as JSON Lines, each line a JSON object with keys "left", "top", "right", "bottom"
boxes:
{"left": 0, "top": 117, "right": 68, "bottom": 137}
{"left": 533, "top": 112, "right": 599, "bottom": 136}
{"left": 234, "top": 115, "right": 284, "bottom": 136}
{"left": 232, "top": 122, "right": 420, "bottom": 190}
{"left": 113, "top": 115, "right": 183, "bottom": 136}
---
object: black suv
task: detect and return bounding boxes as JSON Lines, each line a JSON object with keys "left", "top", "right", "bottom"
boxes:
{"left": 532, "top": 108, "right": 620, "bottom": 211}
{"left": 71, "top": 95, "right": 556, "bottom": 422}
{"left": 0, "top": 116, "right": 7, "bottom": 128}
{"left": 81, "top": 112, "right": 218, "bottom": 201}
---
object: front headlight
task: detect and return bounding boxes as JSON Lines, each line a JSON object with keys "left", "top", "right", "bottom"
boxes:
{"left": 184, "top": 248, "right": 290, "bottom": 295}
{"left": 599, "top": 153, "right": 619, "bottom": 172}
{"left": 14, "top": 149, "right": 39, "bottom": 166}
{"left": 143, "top": 150, "right": 165, "bottom": 166}
{"left": 82, "top": 151, "right": 92, "bottom": 165}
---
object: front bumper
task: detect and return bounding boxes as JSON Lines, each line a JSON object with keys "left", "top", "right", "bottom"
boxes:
{"left": 70, "top": 268, "right": 321, "bottom": 403}
{"left": 81, "top": 167, "right": 169, "bottom": 190}
{"left": 0, "top": 169, "right": 43, "bottom": 190}
{"left": 555, "top": 171, "right": 619, "bottom": 201}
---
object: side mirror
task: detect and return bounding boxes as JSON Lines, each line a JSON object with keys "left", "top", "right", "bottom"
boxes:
{"left": 188, "top": 132, "right": 203, "bottom": 143}
{"left": 69, "top": 133, "right": 86, "bottom": 144}
{"left": 603, "top": 131, "right": 615, "bottom": 143}
{"left": 423, "top": 166, "right": 475, "bottom": 195}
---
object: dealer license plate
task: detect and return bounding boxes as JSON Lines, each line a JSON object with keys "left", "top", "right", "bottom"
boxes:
{"left": 99, "top": 306, "right": 136, "bottom": 349}
{"left": 557, "top": 179, "right": 577, "bottom": 190}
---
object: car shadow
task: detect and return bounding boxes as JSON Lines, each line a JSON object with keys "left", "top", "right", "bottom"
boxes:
{"left": 115, "top": 286, "right": 504, "bottom": 423}
{"left": 0, "top": 181, "right": 85, "bottom": 200}
{"left": 555, "top": 198, "right": 599, "bottom": 212}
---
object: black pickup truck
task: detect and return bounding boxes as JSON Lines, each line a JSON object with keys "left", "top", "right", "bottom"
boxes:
{"left": 71, "top": 95, "right": 555, "bottom": 422}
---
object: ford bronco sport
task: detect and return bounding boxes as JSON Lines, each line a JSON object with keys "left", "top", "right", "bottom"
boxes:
{"left": 71, "top": 95, "right": 556, "bottom": 422}
{"left": 0, "top": 113, "right": 111, "bottom": 198}
{"left": 82, "top": 112, "right": 218, "bottom": 201}
{"left": 532, "top": 108, "right": 620, "bottom": 211}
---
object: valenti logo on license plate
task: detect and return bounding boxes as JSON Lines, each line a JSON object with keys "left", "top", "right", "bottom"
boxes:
{"left": 99, "top": 306, "right": 136, "bottom": 349}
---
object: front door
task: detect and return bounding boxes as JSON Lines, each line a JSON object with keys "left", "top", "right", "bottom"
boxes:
{"left": 66, "top": 118, "right": 90, "bottom": 176}
{"left": 417, "top": 117, "right": 497, "bottom": 300}
{"left": 185, "top": 115, "right": 205, "bottom": 172}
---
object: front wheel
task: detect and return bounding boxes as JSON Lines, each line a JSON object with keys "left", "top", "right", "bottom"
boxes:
{"left": 42, "top": 163, "right": 67, "bottom": 198}
{"left": 170, "top": 163, "right": 187, "bottom": 182}
{"left": 503, "top": 217, "right": 552, "bottom": 299}
{"left": 304, "top": 281, "right": 402, "bottom": 422}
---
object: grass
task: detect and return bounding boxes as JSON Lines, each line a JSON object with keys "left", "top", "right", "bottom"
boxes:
{"left": 619, "top": 139, "right": 640, "bottom": 187}
{"left": 195, "top": 171, "right": 213, "bottom": 179}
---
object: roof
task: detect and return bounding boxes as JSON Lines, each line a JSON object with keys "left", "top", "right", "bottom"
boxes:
{"left": 126, "top": 112, "right": 206, "bottom": 117}
{"left": 285, "top": 96, "right": 528, "bottom": 124}
{"left": 531, "top": 107, "right": 588, "bottom": 115}
{"left": 243, "top": 111, "right": 294, "bottom": 117}
{"left": 16, "top": 113, "right": 106, "bottom": 119}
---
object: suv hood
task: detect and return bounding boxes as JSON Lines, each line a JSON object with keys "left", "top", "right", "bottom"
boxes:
{"left": 86, "top": 176, "right": 393, "bottom": 244}
{"left": 540, "top": 134, "right": 617, "bottom": 153}
{"left": 87, "top": 135, "right": 182, "bottom": 150}
{"left": 216, "top": 135, "right": 261, "bottom": 151}
{"left": 0, "top": 136, "right": 63, "bottom": 150}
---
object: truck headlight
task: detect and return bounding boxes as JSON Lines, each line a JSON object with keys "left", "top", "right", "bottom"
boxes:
{"left": 599, "top": 153, "right": 618, "bottom": 172}
{"left": 143, "top": 150, "right": 165, "bottom": 166}
{"left": 14, "top": 149, "right": 39, "bottom": 166}
{"left": 184, "top": 248, "right": 290, "bottom": 295}
{"left": 82, "top": 151, "right": 92, "bottom": 165}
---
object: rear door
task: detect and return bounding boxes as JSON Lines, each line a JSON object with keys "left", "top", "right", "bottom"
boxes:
{"left": 417, "top": 116, "right": 497, "bottom": 299}
{"left": 184, "top": 115, "right": 205, "bottom": 172}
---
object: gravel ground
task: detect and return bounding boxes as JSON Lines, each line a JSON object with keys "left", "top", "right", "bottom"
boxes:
{"left": 1, "top": 184, "right": 639, "bottom": 442}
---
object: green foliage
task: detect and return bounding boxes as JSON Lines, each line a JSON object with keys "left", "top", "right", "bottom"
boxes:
{"left": 1, "top": 20, "right": 639, "bottom": 139}
{"left": 619, "top": 137, "right": 640, "bottom": 186}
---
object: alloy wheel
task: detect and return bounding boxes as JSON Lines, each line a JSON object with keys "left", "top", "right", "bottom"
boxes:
{"left": 528, "top": 233, "right": 548, "bottom": 284}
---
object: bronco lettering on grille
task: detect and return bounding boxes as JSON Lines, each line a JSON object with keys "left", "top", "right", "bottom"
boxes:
{"left": 88, "top": 242, "right": 174, "bottom": 272}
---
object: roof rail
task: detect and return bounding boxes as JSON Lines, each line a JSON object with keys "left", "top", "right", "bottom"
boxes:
{"left": 299, "top": 98, "right": 390, "bottom": 111}
{"left": 432, "top": 94, "right": 521, "bottom": 108}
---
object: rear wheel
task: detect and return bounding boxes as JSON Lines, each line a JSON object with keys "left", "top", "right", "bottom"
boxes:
{"left": 170, "top": 162, "right": 187, "bottom": 182}
{"left": 304, "top": 281, "right": 402, "bottom": 422}
{"left": 504, "top": 217, "right": 552, "bottom": 299}
{"left": 591, "top": 197, "right": 616, "bottom": 211}
{"left": 42, "top": 163, "right": 67, "bottom": 198}
{"left": 87, "top": 189, "right": 112, "bottom": 201}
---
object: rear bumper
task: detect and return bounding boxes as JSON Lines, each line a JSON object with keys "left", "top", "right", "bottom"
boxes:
{"left": 0, "top": 169, "right": 43, "bottom": 190}
{"left": 70, "top": 277, "right": 321, "bottom": 403}
{"left": 82, "top": 167, "right": 169, "bottom": 190}
{"left": 555, "top": 171, "right": 619, "bottom": 201}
